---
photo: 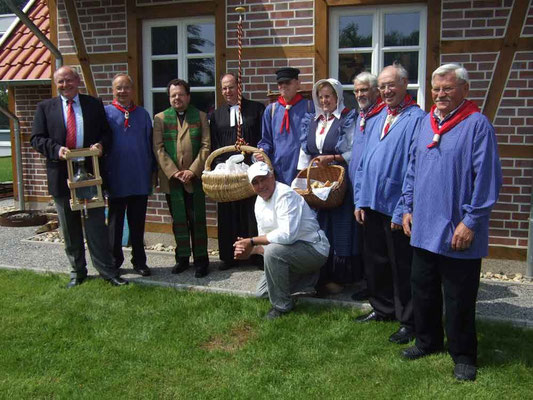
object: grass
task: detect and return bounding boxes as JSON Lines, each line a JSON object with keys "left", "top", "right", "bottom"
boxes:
{"left": 0, "top": 269, "right": 532, "bottom": 400}
{"left": 0, "top": 156, "right": 12, "bottom": 182}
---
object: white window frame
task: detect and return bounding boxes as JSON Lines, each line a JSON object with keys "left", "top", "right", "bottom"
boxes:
{"left": 329, "top": 5, "right": 427, "bottom": 108}
{"left": 142, "top": 17, "right": 216, "bottom": 116}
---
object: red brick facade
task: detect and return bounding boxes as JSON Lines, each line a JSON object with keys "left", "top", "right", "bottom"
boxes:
{"left": 6, "top": 0, "right": 532, "bottom": 255}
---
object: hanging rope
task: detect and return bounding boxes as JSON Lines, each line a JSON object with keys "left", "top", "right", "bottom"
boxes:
{"left": 235, "top": 6, "right": 247, "bottom": 152}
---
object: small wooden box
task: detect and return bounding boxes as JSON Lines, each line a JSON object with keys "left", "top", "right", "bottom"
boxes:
{"left": 65, "top": 148, "right": 105, "bottom": 211}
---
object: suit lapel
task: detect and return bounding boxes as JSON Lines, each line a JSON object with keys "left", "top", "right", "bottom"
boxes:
{"left": 53, "top": 97, "right": 67, "bottom": 142}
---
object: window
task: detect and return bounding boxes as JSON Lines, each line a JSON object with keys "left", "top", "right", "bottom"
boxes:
{"left": 142, "top": 17, "right": 216, "bottom": 116}
{"left": 330, "top": 6, "right": 427, "bottom": 110}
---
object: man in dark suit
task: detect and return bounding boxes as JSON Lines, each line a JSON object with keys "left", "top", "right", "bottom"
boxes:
{"left": 31, "top": 66, "right": 128, "bottom": 288}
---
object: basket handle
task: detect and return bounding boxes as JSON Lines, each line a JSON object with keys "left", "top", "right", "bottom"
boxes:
{"left": 204, "top": 145, "right": 272, "bottom": 172}
{"left": 305, "top": 156, "right": 323, "bottom": 190}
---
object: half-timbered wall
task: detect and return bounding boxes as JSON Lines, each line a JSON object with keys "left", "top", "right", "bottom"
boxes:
{"left": 12, "top": 0, "right": 532, "bottom": 258}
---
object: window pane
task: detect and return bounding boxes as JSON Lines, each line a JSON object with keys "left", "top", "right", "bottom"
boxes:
{"left": 191, "top": 91, "right": 215, "bottom": 114}
{"left": 384, "top": 13, "right": 420, "bottom": 46}
{"left": 152, "top": 59, "right": 178, "bottom": 88}
{"left": 152, "top": 26, "right": 177, "bottom": 55}
{"left": 343, "top": 90, "right": 357, "bottom": 111}
{"left": 187, "top": 24, "right": 215, "bottom": 54}
{"left": 339, "top": 15, "right": 372, "bottom": 48}
{"left": 383, "top": 51, "right": 418, "bottom": 83}
{"left": 188, "top": 58, "right": 215, "bottom": 87}
{"left": 153, "top": 92, "right": 169, "bottom": 116}
{"left": 338, "top": 53, "right": 371, "bottom": 85}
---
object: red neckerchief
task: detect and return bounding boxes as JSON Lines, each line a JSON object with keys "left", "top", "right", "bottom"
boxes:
{"left": 112, "top": 99, "right": 137, "bottom": 128}
{"left": 383, "top": 94, "right": 417, "bottom": 137}
{"left": 359, "top": 97, "right": 385, "bottom": 132}
{"left": 278, "top": 93, "right": 303, "bottom": 134}
{"left": 318, "top": 114, "right": 335, "bottom": 135}
{"left": 428, "top": 100, "right": 479, "bottom": 148}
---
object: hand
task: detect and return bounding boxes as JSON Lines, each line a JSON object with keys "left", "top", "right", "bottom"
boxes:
{"left": 179, "top": 170, "right": 195, "bottom": 184}
{"left": 58, "top": 146, "right": 70, "bottom": 160}
{"left": 402, "top": 213, "right": 413, "bottom": 237}
{"left": 451, "top": 222, "right": 474, "bottom": 251}
{"left": 315, "top": 155, "right": 334, "bottom": 168}
{"left": 234, "top": 237, "right": 253, "bottom": 260}
{"left": 354, "top": 208, "right": 365, "bottom": 225}
{"left": 90, "top": 143, "right": 103, "bottom": 157}
{"left": 391, "top": 222, "right": 402, "bottom": 231}
{"left": 254, "top": 148, "right": 265, "bottom": 162}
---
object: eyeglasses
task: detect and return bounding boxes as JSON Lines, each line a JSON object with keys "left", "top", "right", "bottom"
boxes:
{"left": 353, "top": 88, "right": 369, "bottom": 95}
{"left": 431, "top": 87, "right": 458, "bottom": 94}
{"left": 378, "top": 83, "right": 396, "bottom": 91}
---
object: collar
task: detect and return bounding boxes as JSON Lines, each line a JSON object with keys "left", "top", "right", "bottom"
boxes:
{"left": 61, "top": 94, "right": 80, "bottom": 104}
{"left": 433, "top": 100, "right": 466, "bottom": 125}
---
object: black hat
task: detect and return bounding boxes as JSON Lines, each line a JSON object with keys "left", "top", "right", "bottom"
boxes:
{"left": 275, "top": 67, "right": 300, "bottom": 83}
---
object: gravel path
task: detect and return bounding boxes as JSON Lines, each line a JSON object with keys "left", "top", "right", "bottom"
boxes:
{"left": 1, "top": 199, "right": 531, "bottom": 328}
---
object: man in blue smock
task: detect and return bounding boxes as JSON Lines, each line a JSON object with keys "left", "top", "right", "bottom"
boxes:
{"left": 255, "top": 67, "right": 312, "bottom": 185}
{"left": 353, "top": 64, "right": 426, "bottom": 346}
{"left": 348, "top": 71, "right": 385, "bottom": 302}
{"left": 401, "top": 64, "right": 502, "bottom": 382}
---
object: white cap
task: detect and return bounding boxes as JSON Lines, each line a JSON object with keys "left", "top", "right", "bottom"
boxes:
{"left": 247, "top": 161, "right": 272, "bottom": 183}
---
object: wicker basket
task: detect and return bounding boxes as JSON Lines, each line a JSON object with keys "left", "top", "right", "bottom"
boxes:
{"left": 294, "top": 157, "right": 346, "bottom": 209}
{"left": 202, "top": 145, "right": 272, "bottom": 202}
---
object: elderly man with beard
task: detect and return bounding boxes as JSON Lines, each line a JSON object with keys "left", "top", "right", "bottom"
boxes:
{"left": 209, "top": 73, "right": 265, "bottom": 270}
{"left": 353, "top": 64, "right": 426, "bottom": 346}
{"left": 348, "top": 71, "right": 385, "bottom": 301}
{"left": 255, "top": 67, "right": 313, "bottom": 185}
{"left": 401, "top": 64, "right": 501, "bottom": 382}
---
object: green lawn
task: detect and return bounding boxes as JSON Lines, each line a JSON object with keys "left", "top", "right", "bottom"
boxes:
{"left": 0, "top": 156, "right": 12, "bottom": 182}
{"left": 1, "top": 269, "right": 532, "bottom": 399}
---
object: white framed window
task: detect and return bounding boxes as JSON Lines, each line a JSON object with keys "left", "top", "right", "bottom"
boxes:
{"left": 329, "top": 5, "right": 427, "bottom": 109}
{"left": 142, "top": 17, "right": 216, "bottom": 116}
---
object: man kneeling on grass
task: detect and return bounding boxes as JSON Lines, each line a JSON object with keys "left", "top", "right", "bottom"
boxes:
{"left": 233, "top": 162, "right": 330, "bottom": 319}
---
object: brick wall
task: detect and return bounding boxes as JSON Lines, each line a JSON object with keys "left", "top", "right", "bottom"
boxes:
{"left": 226, "top": 58, "right": 314, "bottom": 102}
{"left": 440, "top": 52, "right": 498, "bottom": 110}
{"left": 14, "top": 86, "right": 52, "bottom": 198}
{"left": 441, "top": 0, "right": 512, "bottom": 39}
{"left": 57, "top": 0, "right": 76, "bottom": 53}
{"left": 523, "top": 1, "right": 533, "bottom": 36}
{"left": 226, "top": 0, "right": 314, "bottom": 47}
{"left": 91, "top": 63, "right": 128, "bottom": 103}
{"left": 136, "top": 0, "right": 210, "bottom": 5}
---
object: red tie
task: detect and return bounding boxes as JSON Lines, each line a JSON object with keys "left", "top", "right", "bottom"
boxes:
{"left": 66, "top": 99, "right": 77, "bottom": 149}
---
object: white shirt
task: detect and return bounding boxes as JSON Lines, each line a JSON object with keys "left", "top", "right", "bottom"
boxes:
{"left": 255, "top": 182, "right": 330, "bottom": 256}
{"left": 60, "top": 94, "right": 84, "bottom": 149}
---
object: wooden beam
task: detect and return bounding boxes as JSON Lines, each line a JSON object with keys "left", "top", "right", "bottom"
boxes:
{"left": 488, "top": 245, "right": 526, "bottom": 261}
{"left": 24, "top": 195, "right": 52, "bottom": 203}
{"left": 498, "top": 145, "right": 533, "bottom": 159}
{"left": 215, "top": 0, "right": 226, "bottom": 108}
{"left": 425, "top": 0, "right": 441, "bottom": 110}
{"left": 518, "top": 37, "right": 533, "bottom": 51}
{"left": 327, "top": 0, "right": 425, "bottom": 5}
{"left": 63, "top": 53, "right": 129, "bottom": 66}
{"left": 135, "top": 1, "right": 215, "bottom": 19}
{"left": 441, "top": 39, "right": 503, "bottom": 54}
{"left": 315, "top": 0, "right": 328, "bottom": 80}
{"left": 225, "top": 46, "right": 315, "bottom": 60}
{"left": 126, "top": 0, "right": 139, "bottom": 105}
{"left": 63, "top": 1, "right": 97, "bottom": 96}
{"left": 49, "top": 0, "right": 58, "bottom": 96}
{"left": 482, "top": 0, "right": 529, "bottom": 122}
{"left": 145, "top": 222, "right": 218, "bottom": 238}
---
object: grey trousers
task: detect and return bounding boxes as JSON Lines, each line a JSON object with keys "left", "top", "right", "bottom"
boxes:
{"left": 255, "top": 241, "right": 328, "bottom": 312}
{"left": 54, "top": 196, "right": 117, "bottom": 280}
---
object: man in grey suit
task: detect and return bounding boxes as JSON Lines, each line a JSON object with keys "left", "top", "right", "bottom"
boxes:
{"left": 31, "top": 66, "right": 127, "bottom": 288}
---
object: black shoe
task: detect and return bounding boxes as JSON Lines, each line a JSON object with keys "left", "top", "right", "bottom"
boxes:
{"left": 351, "top": 288, "right": 369, "bottom": 302}
{"left": 133, "top": 265, "right": 151, "bottom": 277}
{"left": 389, "top": 326, "right": 415, "bottom": 344}
{"left": 194, "top": 256, "right": 209, "bottom": 278}
{"left": 354, "top": 311, "right": 394, "bottom": 323}
{"left": 171, "top": 257, "right": 190, "bottom": 274}
{"left": 401, "top": 345, "right": 441, "bottom": 360}
{"left": 218, "top": 260, "right": 236, "bottom": 271}
{"left": 107, "top": 277, "right": 129, "bottom": 286}
{"left": 454, "top": 363, "right": 477, "bottom": 381}
{"left": 265, "top": 307, "right": 287, "bottom": 320}
{"left": 66, "top": 277, "right": 85, "bottom": 289}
